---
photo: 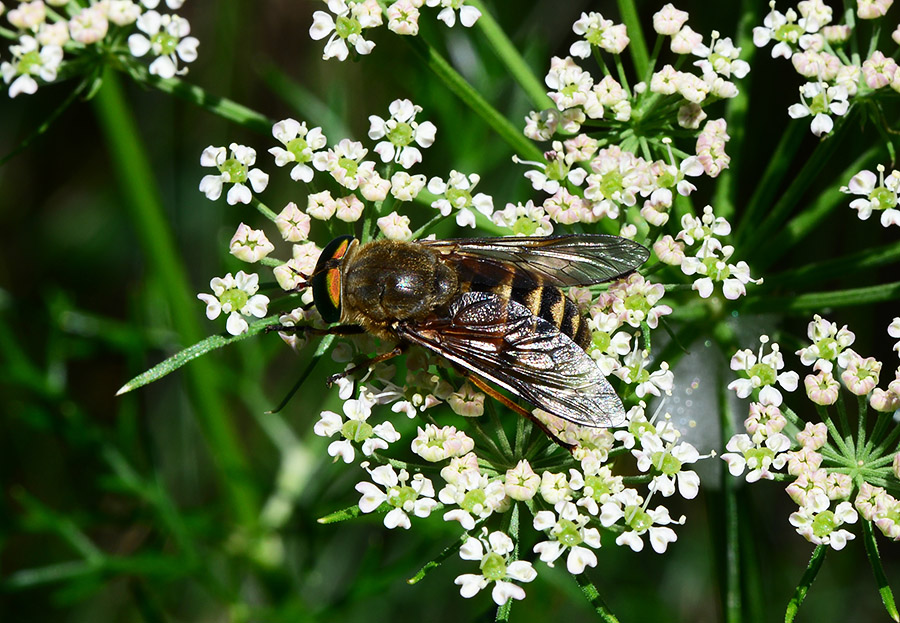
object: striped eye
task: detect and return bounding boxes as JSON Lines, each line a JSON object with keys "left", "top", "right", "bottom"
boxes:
{"left": 311, "top": 235, "right": 354, "bottom": 323}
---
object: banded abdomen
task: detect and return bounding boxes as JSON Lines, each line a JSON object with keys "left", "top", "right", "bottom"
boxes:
{"left": 461, "top": 269, "right": 591, "bottom": 351}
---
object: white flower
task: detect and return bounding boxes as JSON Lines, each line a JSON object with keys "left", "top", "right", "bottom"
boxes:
{"left": 389, "top": 171, "right": 427, "bottom": 201}
{"left": 198, "top": 144, "right": 269, "bottom": 205}
{"left": 455, "top": 531, "right": 535, "bottom": 606}
{"left": 269, "top": 119, "right": 328, "bottom": 183}
{"left": 840, "top": 165, "right": 900, "bottom": 227}
{"left": 312, "top": 139, "right": 370, "bottom": 190}
{"left": 376, "top": 211, "right": 412, "bottom": 241}
{"left": 633, "top": 433, "right": 701, "bottom": 499}
{"left": 69, "top": 6, "right": 109, "bottom": 44}
{"left": 128, "top": 11, "right": 199, "bottom": 78}
{"left": 727, "top": 336, "right": 799, "bottom": 406}
{"left": 533, "top": 501, "right": 602, "bottom": 573}
{"left": 106, "top": 1, "right": 142, "bottom": 26}
{"left": 425, "top": 0, "right": 481, "bottom": 28}
{"left": 599, "top": 489, "right": 683, "bottom": 553}
{"left": 368, "top": 99, "right": 437, "bottom": 168}
{"left": 196, "top": 271, "right": 270, "bottom": 336}
{"left": 274, "top": 201, "right": 311, "bottom": 242}
{"left": 428, "top": 170, "right": 494, "bottom": 228}
{"left": 355, "top": 463, "right": 437, "bottom": 529}
{"left": 789, "top": 501, "right": 858, "bottom": 549}
{"left": 309, "top": 0, "right": 381, "bottom": 61}
{"left": 314, "top": 392, "right": 401, "bottom": 463}
{"left": 439, "top": 468, "right": 507, "bottom": 529}
{"left": 795, "top": 314, "right": 856, "bottom": 372}
{"left": 0, "top": 35, "right": 63, "bottom": 98}
{"left": 720, "top": 432, "right": 790, "bottom": 482}
{"left": 504, "top": 460, "right": 540, "bottom": 501}
{"left": 787, "top": 81, "right": 849, "bottom": 136}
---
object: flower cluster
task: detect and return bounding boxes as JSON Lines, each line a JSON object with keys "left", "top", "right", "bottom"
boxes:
{"left": 723, "top": 316, "right": 900, "bottom": 550}
{"left": 1, "top": 0, "right": 197, "bottom": 98}
{"left": 753, "top": 0, "right": 900, "bottom": 136}
{"left": 309, "top": 0, "right": 482, "bottom": 61}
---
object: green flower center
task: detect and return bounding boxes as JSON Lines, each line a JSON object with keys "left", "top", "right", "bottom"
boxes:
{"left": 338, "top": 156, "right": 359, "bottom": 178}
{"left": 585, "top": 28, "right": 604, "bottom": 46}
{"left": 556, "top": 519, "right": 583, "bottom": 548}
{"left": 151, "top": 30, "right": 179, "bottom": 56}
{"left": 513, "top": 216, "right": 538, "bottom": 236}
{"left": 624, "top": 293, "right": 650, "bottom": 314}
{"left": 598, "top": 170, "right": 623, "bottom": 200}
{"left": 544, "top": 159, "right": 568, "bottom": 182}
{"left": 774, "top": 23, "right": 802, "bottom": 43}
{"left": 745, "top": 447, "right": 774, "bottom": 467}
{"left": 585, "top": 475, "right": 611, "bottom": 499}
{"left": 816, "top": 337, "right": 838, "bottom": 360}
{"left": 387, "top": 484, "right": 417, "bottom": 509}
{"left": 341, "top": 419, "right": 373, "bottom": 443}
{"left": 651, "top": 450, "right": 682, "bottom": 475}
{"left": 657, "top": 168, "right": 677, "bottom": 189}
{"left": 811, "top": 510, "right": 836, "bottom": 538}
{"left": 446, "top": 187, "right": 473, "bottom": 209}
{"left": 808, "top": 91, "right": 828, "bottom": 115}
{"left": 870, "top": 186, "right": 897, "bottom": 210}
{"left": 630, "top": 421, "right": 655, "bottom": 438}
{"left": 335, "top": 14, "right": 361, "bottom": 39}
{"left": 625, "top": 505, "right": 652, "bottom": 532}
{"left": 748, "top": 362, "right": 776, "bottom": 386}
{"left": 461, "top": 488, "right": 487, "bottom": 512}
{"left": 220, "top": 157, "right": 249, "bottom": 184}
{"left": 480, "top": 552, "right": 507, "bottom": 581}
{"left": 386, "top": 121, "right": 414, "bottom": 147}
{"left": 285, "top": 136, "right": 310, "bottom": 162}
{"left": 18, "top": 50, "right": 42, "bottom": 76}
{"left": 220, "top": 288, "right": 249, "bottom": 313}
{"left": 592, "top": 331, "right": 611, "bottom": 352}
{"left": 702, "top": 257, "right": 730, "bottom": 281}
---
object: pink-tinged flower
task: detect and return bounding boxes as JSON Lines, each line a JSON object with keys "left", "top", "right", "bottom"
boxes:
{"left": 855, "top": 482, "right": 888, "bottom": 521}
{"left": 857, "top": 0, "right": 893, "bottom": 19}
{"left": 785, "top": 446, "right": 824, "bottom": 477}
{"left": 273, "top": 241, "right": 321, "bottom": 292}
{"left": 334, "top": 194, "right": 365, "bottom": 222}
{"left": 789, "top": 501, "right": 857, "bottom": 549}
{"left": 786, "top": 470, "right": 829, "bottom": 508}
{"left": 862, "top": 51, "right": 898, "bottom": 89}
{"left": 411, "top": 424, "right": 474, "bottom": 462}
{"left": 606, "top": 273, "right": 672, "bottom": 329}
{"left": 653, "top": 235, "right": 685, "bottom": 265}
{"left": 840, "top": 352, "right": 882, "bottom": 395}
{"left": 728, "top": 336, "right": 799, "bottom": 406}
{"left": 274, "top": 201, "right": 311, "bottom": 242}
{"left": 545, "top": 56, "right": 593, "bottom": 111}
{"left": 455, "top": 531, "right": 535, "bottom": 606}
{"left": 386, "top": 0, "right": 421, "bottom": 35}
{"left": 721, "top": 432, "right": 790, "bottom": 482}
{"left": 744, "top": 402, "right": 787, "bottom": 443}
{"left": 695, "top": 118, "right": 731, "bottom": 176}
{"left": 652, "top": 3, "right": 689, "bottom": 36}
{"left": 376, "top": 211, "right": 412, "bottom": 241}
{"left": 796, "top": 421, "right": 828, "bottom": 450}
{"left": 670, "top": 25, "right": 702, "bottom": 55}
{"left": 7, "top": 1, "right": 46, "bottom": 30}
{"left": 826, "top": 472, "right": 852, "bottom": 500}
{"left": 504, "top": 460, "right": 540, "bottom": 501}
{"left": 804, "top": 370, "right": 840, "bottom": 405}
{"left": 355, "top": 463, "right": 436, "bottom": 529}
{"left": 69, "top": 6, "right": 108, "bottom": 44}
{"left": 890, "top": 317, "right": 900, "bottom": 352}
{"left": 874, "top": 495, "right": 900, "bottom": 540}
{"left": 447, "top": 383, "right": 485, "bottom": 417}
{"left": 229, "top": 223, "right": 275, "bottom": 263}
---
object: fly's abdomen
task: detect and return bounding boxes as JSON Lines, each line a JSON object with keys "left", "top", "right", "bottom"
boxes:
{"left": 474, "top": 269, "right": 591, "bottom": 350}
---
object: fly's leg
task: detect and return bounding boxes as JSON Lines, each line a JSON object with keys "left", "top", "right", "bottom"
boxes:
{"left": 326, "top": 344, "right": 406, "bottom": 387}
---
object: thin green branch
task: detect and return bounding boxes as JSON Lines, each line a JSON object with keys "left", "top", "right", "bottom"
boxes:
{"left": 785, "top": 545, "right": 827, "bottom": 623}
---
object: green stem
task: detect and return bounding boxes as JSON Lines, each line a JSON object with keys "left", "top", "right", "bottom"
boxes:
{"left": 719, "top": 362, "right": 741, "bottom": 623}
{"left": 785, "top": 545, "right": 827, "bottom": 623}
{"left": 816, "top": 405, "right": 852, "bottom": 458}
{"left": 862, "top": 519, "right": 900, "bottom": 622}
{"left": 857, "top": 395, "right": 869, "bottom": 461}
{"left": 573, "top": 572, "right": 620, "bottom": 622}
{"left": 406, "top": 36, "right": 543, "bottom": 160}
{"left": 121, "top": 63, "right": 272, "bottom": 133}
{"left": 468, "top": 0, "right": 553, "bottom": 110}
{"left": 92, "top": 71, "right": 258, "bottom": 528}
{"left": 616, "top": 0, "right": 649, "bottom": 80}
{"left": 763, "top": 238, "right": 900, "bottom": 288}
{"left": 739, "top": 282, "right": 900, "bottom": 314}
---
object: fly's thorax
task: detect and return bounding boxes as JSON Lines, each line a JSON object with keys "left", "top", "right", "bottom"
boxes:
{"left": 340, "top": 240, "right": 459, "bottom": 327}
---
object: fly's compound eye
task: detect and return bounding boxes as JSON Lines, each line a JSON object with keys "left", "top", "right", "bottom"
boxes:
{"left": 311, "top": 235, "right": 354, "bottom": 323}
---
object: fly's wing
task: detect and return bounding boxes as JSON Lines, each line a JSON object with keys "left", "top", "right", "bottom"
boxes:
{"left": 397, "top": 291, "right": 625, "bottom": 427}
{"left": 418, "top": 234, "right": 649, "bottom": 288}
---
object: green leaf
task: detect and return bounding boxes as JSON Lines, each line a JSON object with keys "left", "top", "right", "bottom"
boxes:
{"left": 317, "top": 504, "right": 369, "bottom": 525}
{"left": 785, "top": 544, "right": 827, "bottom": 623}
{"left": 116, "top": 315, "right": 282, "bottom": 395}
{"left": 863, "top": 519, "right": 900, "bottom": 622}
